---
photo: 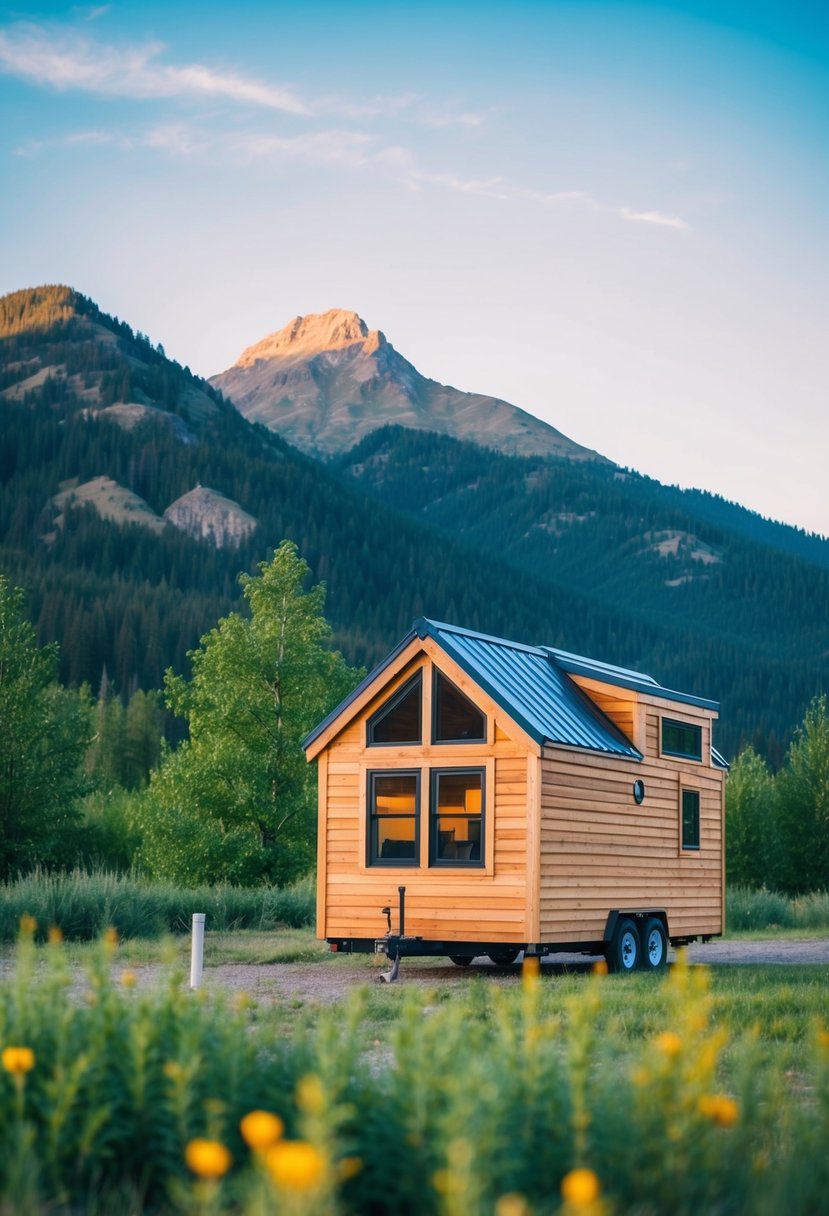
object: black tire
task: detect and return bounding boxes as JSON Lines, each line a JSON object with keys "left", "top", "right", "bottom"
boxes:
{"left": 605, "top": 917, "right": 641, "bottom": 974}
{"left": 449, "top": 955, "right": 473, "bottom": 967}
{"left": 487, "top": 951, "right": 520, "bottom": 968}
{"left": 640, "top": 917, "right": 668, "bottom": 971}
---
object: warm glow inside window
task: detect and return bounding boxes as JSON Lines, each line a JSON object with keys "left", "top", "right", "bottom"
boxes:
{"left": 367, "top": 674, "right": 422, "bottom": 745}
{"left": 681, "top": 789, "right": 700, "bottom": 850}
{"left": 431, "top": 769, "right": 484, "bottom": 865}
{"left": 433, "top": 671, "right": 486, "bottom": 742}
{"left": 368, "top": 772, "right": 419, "bottom": 864}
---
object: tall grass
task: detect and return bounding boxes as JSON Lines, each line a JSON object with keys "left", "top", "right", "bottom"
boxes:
{"left": 0, "top": 869, "right": 315, "bottom": 941}
{"left": 726, "top": 885, "right": 829, "bottom": 931}
{"left": 1, "top": 934, "right": 829, "bottom": 1214}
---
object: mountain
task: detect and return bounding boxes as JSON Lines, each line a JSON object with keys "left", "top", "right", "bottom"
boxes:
{"left": 2, "top": 284, "right": 828, "bottom": 762}
{"left": 0, "top": 286, "right": 619, "bottom": 702}
{"left": 210, "top": 308, "right": 606, "bottom": 463}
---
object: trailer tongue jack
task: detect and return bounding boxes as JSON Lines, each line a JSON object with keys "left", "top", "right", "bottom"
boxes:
{"left": 379, "top": 887, "right": 406, "bottom": 983}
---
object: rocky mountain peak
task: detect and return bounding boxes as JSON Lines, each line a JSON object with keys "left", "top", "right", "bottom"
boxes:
{"left": 234, "top": 308, "right": 386, "bottom": 369}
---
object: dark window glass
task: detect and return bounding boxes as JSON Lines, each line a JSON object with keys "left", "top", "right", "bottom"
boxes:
{"left": 433, "top": 671, "right": 486, "bottom": 743}
{"left": 662, "top": 718, "right": 702, "bottom": 761}
{"left": 368, "top": 772, "right": 419, "bottom": 865}
{"left": 681, "top": 789, "right": 700, "bottom": 850}
{"left": 430, "top": 769, "right": 484, "bottom": 866}
{"left": 367, "top": 674, "right": 422, "bottom": 745}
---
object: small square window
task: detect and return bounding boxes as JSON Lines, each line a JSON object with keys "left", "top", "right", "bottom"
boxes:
{"left": 662, "top": 718, "right": 702, "bottom": 761}
{"left": 681, "top": 789, "right": 700, "bottom": 851}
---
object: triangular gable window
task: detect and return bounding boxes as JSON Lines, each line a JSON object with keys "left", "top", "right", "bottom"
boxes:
{"left": 367, "top": 673, "right": 422, "bottom": 745}
{"left": 433, "top": 671, "right": 486, "bottom": 743}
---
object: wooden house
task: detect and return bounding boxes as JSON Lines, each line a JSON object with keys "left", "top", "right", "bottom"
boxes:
{"left": 303, "top": 619, "right": 727, "bottom": 972}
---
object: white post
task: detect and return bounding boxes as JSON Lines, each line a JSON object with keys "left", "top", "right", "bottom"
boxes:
{"left": 190, "top": 913, "right": 206, "bottom": 989}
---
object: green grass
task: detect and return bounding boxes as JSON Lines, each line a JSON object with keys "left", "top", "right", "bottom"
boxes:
{"left": 0, "top": 869, "right": 315, "bottom": 941}
{"left": 2, "top": 933, "right": 829, "bottom": 1216}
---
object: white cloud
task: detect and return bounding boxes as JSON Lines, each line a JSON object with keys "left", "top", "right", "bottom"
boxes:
{"left": 620, "top": 207, "right": 689, "bottom": 231}
{"left": 407, "top": 169, "right": 511, "bottom": 200}
{"left": 0, "top": 22, "right": 307, "bottom": 113}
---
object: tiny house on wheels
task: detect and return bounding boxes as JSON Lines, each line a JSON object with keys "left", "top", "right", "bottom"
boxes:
{"left": 303, "top": 619, "right": 727, "bottom": 975}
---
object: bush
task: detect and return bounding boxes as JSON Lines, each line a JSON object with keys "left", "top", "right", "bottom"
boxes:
{"left": 726, "top": 885, "right": 829, "bottom": 932}
{"left": 726, "top": 885, "right": 793, "bottom": 931}
{"left": 0, "top": 869, "right": 315, "bottom": 942}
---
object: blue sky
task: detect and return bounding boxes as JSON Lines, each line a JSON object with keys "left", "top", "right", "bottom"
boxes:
{"left": 2, "top": 1, "right": 827, "bottom": 534}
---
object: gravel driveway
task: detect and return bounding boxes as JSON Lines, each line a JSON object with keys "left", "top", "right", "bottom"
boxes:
{"left": 183, "top": 937, "right": 829, "bottom": 1006}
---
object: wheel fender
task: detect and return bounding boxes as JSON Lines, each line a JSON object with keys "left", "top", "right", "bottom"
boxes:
{"left": 603, "top": 910, "right": 670, "bottom": 942}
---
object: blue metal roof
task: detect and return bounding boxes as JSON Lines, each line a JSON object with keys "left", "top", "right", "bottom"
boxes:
{"left": 415, "top": 619, "right": 641, "bottom": 757}
{"left": 303, "top": 618, "right": 721, "bottom": 757}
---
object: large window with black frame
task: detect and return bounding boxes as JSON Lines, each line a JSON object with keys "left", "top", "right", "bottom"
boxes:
{"left": 430, "top": 767, "right": 484, "bottom": 866}
{"left": 368, "top": 771, "right": 420, "bottom": 865}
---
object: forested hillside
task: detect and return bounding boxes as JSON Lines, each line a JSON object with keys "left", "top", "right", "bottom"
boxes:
{"left": 336, "top": 426, "right": 829, "bottom": 762}
{"left": 0, "top": 286, "right": 646, "bottom": 704}
{"left": 2, "top": 286, "right": 826, "bottom": 762}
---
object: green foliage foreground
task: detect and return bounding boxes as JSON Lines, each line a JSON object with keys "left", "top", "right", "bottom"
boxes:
{"left": 1, "top": 930, "right": 829, "bottom": 1215}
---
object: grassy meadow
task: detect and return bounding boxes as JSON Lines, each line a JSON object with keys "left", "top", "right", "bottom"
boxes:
{"left": 0, "top": 873, "right": 828, "bottom": 1214}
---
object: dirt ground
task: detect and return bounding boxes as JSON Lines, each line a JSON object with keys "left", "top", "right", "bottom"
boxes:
{"left": 181, "top": 937, "right": 829, "bottom": 1006}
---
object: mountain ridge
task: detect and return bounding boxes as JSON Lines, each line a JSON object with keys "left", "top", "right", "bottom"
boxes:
{"left": 210, "top": 307, "right": 607, "bottom": 464}
{"left": 2, "top": 283, "right": 828, "bottom": 761}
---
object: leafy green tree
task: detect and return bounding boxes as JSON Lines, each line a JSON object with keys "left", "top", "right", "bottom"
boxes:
{"left": 776, "top": 695, "right": 829, "bottom": 895}
{"left": 136, "top": 542, "right": 360, "bottom": 885}
{"left": 725, "top": 746, "right": 778, "bottom": 889}
{"left": 0, "top": 577, "right": 91, "bottom": 876}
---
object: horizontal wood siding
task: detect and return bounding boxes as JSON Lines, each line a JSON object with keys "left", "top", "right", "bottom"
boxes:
{"left": 540, "top": 702, "right": 723, "bottom": 942}
{"left": 321, "top": 655, "right": 533, "bottom": 944}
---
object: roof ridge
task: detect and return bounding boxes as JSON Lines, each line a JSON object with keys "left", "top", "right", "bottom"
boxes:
{"left": 415, "top": 616, "right": 547, "bottom": 657}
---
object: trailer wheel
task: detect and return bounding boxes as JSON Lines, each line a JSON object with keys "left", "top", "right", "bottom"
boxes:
{"left": 487, "top": 951, "right": 520, "bottom": 967}
{"left": 641, "top": 917, "right": 668, "bottom": 971}
{"left": 449, "top": 955, "right": 473, "bottom": 967}
{"left": 605, "top": 918, "right": 640, "bottom": 974}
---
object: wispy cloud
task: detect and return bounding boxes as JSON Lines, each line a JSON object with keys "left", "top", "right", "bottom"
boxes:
{"left": 620, "top": 207, "right": 689, "bottom": 231}
{"left": 140, "top": 121, "right": 414, "bottom": 173}
{"left": 0, "top": 22, "right": 307, "bottom": 113}
{"left": 316, "top": 91, "right": 485, "bottom": 129}
{"left": 406, "top": 169, "right": 511, "bottom": 200}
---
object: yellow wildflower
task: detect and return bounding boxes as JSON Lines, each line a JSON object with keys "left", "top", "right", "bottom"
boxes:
{"left": 338, "top": 1156, "right": 363, "bottom": 1181}
{"left": 120, "top": 970, "right": 137, "bottom": 989}
{"left": 163, "top": 1061, "right": 185, "bottom": 1081}
{"left": 47, "top": 925, "right": 64, "bottom": 945}
{"left": 592, "top": 959, "right": 608, "bottom": 976}
{"left": 104, "top": 926, "right": 119, "bottom": 948}
{"left": 817, "top": 1028, "right": 829, "bottom": 1053}
{"left": 655, "top": 1031, "right": 682, "bottom": 1058}
{"left": 496, "top": 1194, "right": 529, "bottom": 1216}
{"left": 698, "top": 1094, "right": 739, "bottom": 1127}
{"left": 185, "top": 1138, "right": 232, "bottom": 1180}
{"left": 240, "top": 1109, "right": 284, "bottom": 1152}
{"left": 296, "top": 1073, "right": 325, "bottom": 1116}
{"left": 2, "top": 1046, "right": 35, "bottom": 1075}
{"left": 265, "top": 1140, "right": 326, "bottom": 1191}
{"left": 19, "top": 914, "right": 37, "bottom": 937}
{"left": 561, "top": 1167, "right": 601, "bottom": 1209}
